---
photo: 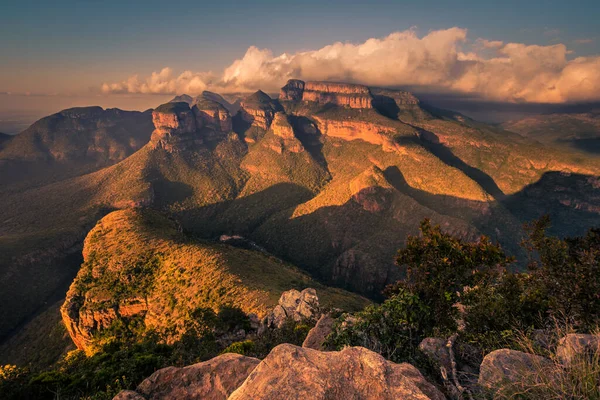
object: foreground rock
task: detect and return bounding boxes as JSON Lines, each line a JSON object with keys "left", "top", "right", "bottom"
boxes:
{"left": 419, "top": 338, "right": 453, "bottom": 377}
{"left": 228, "top": 344, "right": 445, "bottom": 400}
{"left": 556, "top": 333, "right": 600, "bottom": 366}
{"left": 266, "top": 288, "right": 320, "bottom": 329}
{"left": 302, "top": 313, "right": 334, "bottom": 350}
{"left": 478, "top": 349, "right": 553, "bottom": 389}
{"left": 113, "top": 353, "right": 260, "bottom": 400}
{"left": 113, "top": 391, "right": 145, "bottom": 400}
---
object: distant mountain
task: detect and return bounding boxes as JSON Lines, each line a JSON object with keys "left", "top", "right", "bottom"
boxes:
{"left": 0, "top": 132, "right": 11, "bottom": 148}
{"left": 2, "top": 79, "right": 600, "bottom": 362}
{"left": 171, "top": 91, "right": 241, "bottom": 114}
{"left": 502, "top": 110, "right": 600, "bottom": 154}
{"left": 0, "top": 106, "right": 154, "bottom": 188}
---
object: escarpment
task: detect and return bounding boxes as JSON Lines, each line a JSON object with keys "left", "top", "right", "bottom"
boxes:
{"left": 280, "top": 79, "right": 373, "bottom": 108}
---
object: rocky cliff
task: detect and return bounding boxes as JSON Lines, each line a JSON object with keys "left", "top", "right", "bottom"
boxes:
{"left": 266, "top": 112, "right": 304, "bottom": 153}
{"left": 312, "top": 115, "right": 401, "bottom": 151}
{"left": 193, "top": 96, "right": 233, "bottom": 133}
{"left": 279, "top": 79, "right": 305, "bottom": 101}
{"left": 304, "top": 81, "right": 373, "bottom": 108}
{"left": 240, "top": 90, "right": 281, "bottom": 130}
{"left": 150, "top": 102, "right": 201, "bottom": 151}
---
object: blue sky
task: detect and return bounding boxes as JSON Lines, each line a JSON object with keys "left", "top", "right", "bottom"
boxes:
{"left": 1, "top": 0, "right": 599, "bottom": 112}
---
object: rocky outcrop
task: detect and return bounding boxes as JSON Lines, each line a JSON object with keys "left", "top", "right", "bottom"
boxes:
{"left": 113, "top": 391, "right": 145, "bottom": 400}
{"left": 193, "top": 103, "right": 232, "bottom": 133}
{"left": 61, "top": 292, "right": 149, "bottom": 352}
{"left": 113, "top": 353, "right": 260, "bottom": 400}
{"left": 228, "top": 344, "right": 446, "bottom": 400}
{"left": 170, "top": 94, "right": 194, "bottom": 105}
{"left": 478, "top": 349, "right": 553, "bottom": 389}
{"left": 371, "top": 88, "right": 430, "bottom": 121}
{"left": 266, "top": 288, "right": 320, "bottom": 329}
{"left": 420, "top": 338, "right": 454, "bottom": 378}
{"left": 349, "top": 166, "right": 394, "bottom": 212}
{"left": 271, "top": 112, "right": 295, "bottom": 139}
{"left": 266, "top": 112, "right": 304, "bottom": 153}
{"left": 192, "top": 92, "right": 233, "bottom": 133}
{"left": 240, "top": 91, "right": 280, "bottom": 130}
{"left": 312, "top": 116, "right": 401, "bottom": 152}
{"left": 279, "top": 79, "right": 305, "bottom": 101}
{"left": 150, "top": 102, "right": 201, "bottom": 151}
{"left": 303, "top": 81, "right": 373, "bottom": 108}
{"left": 302, "top": 313, "right": 333, "bottom": 350}
{"left": 556, "top": 333, "right": 600, "bottom": 366}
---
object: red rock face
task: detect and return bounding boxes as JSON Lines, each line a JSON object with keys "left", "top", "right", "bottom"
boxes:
{"left": 303, "top": 82, "right": 373, "bottom": 109}
{"left": 312, "top": 116, "right": 402, "bottom": 152}
{"left": 150, "top": 107, "right": 201, "bottom": 151}
{"left": 151, "top": 109, "right": 196, "bottom": 132}
{"left": 193, "top": 106, "right": 232, "bottom": 132}
{"left": 241, "top": 108, "right": 275, "bottom": 130}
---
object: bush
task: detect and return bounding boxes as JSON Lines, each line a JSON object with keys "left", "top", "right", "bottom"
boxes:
{"left": 221, "top": 340, "right": 255, "bottom": 356}
{"left": 523, "top": 216, "right": 600, "bottom": 330}
{"left": 390, "top": 218, "right": 513, "bottom": 333}
{"left": 326, "top": 289, "right": 430, "bottom": 363}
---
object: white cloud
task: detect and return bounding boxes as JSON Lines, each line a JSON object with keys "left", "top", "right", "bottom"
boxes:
{"left": 101, "top": 28, "right": 600, "bottom": 103}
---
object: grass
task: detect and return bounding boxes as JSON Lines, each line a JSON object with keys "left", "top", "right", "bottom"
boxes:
{"left": 62, "top": 208, "right": 370, "bottom": 351}
{"left": 486, "top": 323, "right": 600, "bottom": 400}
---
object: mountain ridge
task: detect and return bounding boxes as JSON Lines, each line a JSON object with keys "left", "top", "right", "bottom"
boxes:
{"left": 1, "top": 79, "right": 600, "bottom": 364}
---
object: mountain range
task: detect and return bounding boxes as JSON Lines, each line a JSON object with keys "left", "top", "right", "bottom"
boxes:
{"left": 1, "top": 79, "right": 599, "bottom": 365}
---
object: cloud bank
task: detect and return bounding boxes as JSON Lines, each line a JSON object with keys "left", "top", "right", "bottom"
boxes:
{"left": 102, "top": 28, "right": 600, "bottom": 103}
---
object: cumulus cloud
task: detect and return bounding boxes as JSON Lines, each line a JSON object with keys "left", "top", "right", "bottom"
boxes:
{"left": 101, "top": 67, "right": 218, "bottom": 95}
{"left": 475, "top": 39, "right": 504, "bottom": 49}
{"left": 101, "top": 28, "right": 600, "bottom": 103}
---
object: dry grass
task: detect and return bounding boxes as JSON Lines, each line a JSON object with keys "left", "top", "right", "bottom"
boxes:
{"left": 488, "top": 321, "right": 600, "bottom": 400}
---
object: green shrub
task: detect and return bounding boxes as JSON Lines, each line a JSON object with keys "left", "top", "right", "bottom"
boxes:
{"left": 221, "top": 340, "right": 255, "bottom": 356}
{"left": 326, "top": 289, "right": 430, "bottom": 363}
{"left": 390, "top": 218, "right": 513, "bottom": 333}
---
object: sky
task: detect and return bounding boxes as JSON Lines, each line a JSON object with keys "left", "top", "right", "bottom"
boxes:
{"left": 1, "top": 0, "right": 600, "bottom": 123}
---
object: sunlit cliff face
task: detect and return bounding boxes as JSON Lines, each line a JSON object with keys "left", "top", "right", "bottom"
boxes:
{"left": 102, "top": 28, "right": 600, "bottom": 104}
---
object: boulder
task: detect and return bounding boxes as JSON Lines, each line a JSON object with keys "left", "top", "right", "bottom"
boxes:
{"left": 478, "top": 349, "right": 553, "bottom": 389}
{"left": 113, "top": 353, "right": 260, "bottom": 400}
{"left": 112, "top": 390, "right": 145, "bottom": 400}
{"left": 266, "top": 288, "right": 320, "bottom": 329}
{"left": 556, "top": 333, "right": 600, "bottom": 366}
{"left": 419, "top": 337, "right": 453, "bottom": 377}
{"left": 302, "top": 313, "right": 334, "bottom": 350}
{"left": 228, "top": 344, "right": 446, "bottom": 400}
